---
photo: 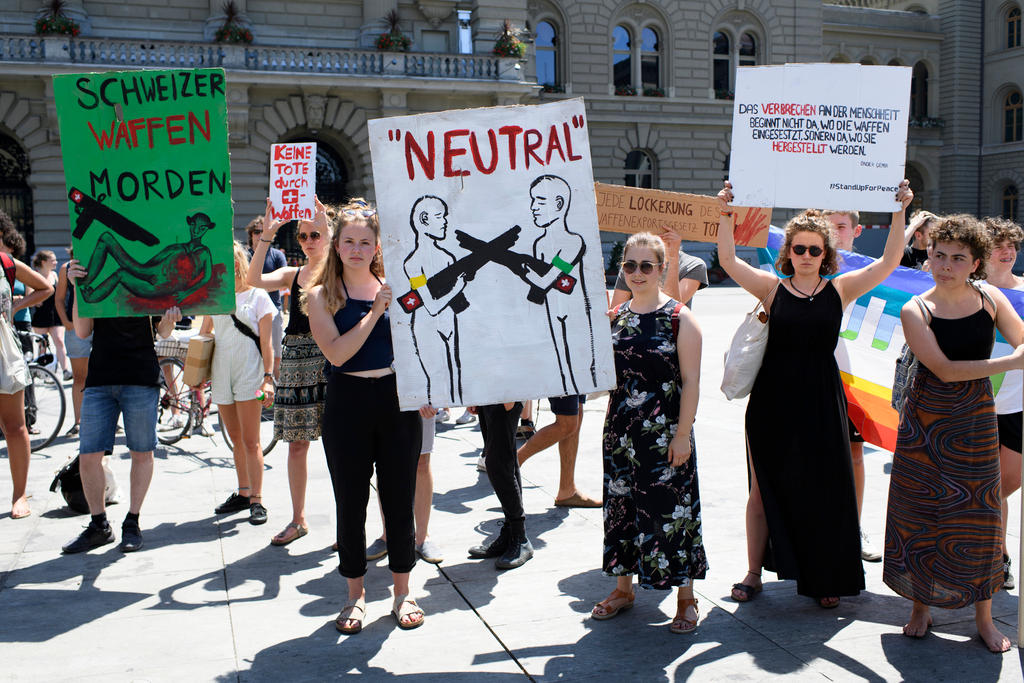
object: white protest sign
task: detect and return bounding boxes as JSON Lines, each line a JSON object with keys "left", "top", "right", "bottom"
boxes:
{"left": 368, "top": 99, "right": 615, "bottom": 411}
{"left": 269, "top": 142, "right": 316, "bottom": 221}
{"left": 729, "top": 63, "right": 911, "bottom": 211}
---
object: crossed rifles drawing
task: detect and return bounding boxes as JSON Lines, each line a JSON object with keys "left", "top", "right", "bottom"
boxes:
{"left": 398, "top": 225, "right": 577, "bottom": 314}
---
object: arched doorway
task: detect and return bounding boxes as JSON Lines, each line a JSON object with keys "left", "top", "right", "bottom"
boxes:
{"left": 274, "top": 137, "right": 350, "bottom": 264}
{"left": 905, "top": 163, "right": 926, "bottom": 221}
{"left": 0, "top": 133, "right": 33, "bottom": 256}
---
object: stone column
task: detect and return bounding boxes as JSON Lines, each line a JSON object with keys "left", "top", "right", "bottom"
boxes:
{"left": 937, "top": 0, "right": 982, "bottom": 214}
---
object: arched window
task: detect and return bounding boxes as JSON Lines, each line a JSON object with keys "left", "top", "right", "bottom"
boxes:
{"left": 859, "top": 56, "right": 878, "bottom": 65}
{"left": 0, "top": 133, "right": 33, "bottom": 256}
{"left": 1005, "top": 184, "right": 1020, "bottom": 221}
{"left": 1006, "top": 90, "right": 1023, "bottom": 143}
{"left": 713, "top": 31, "right": 731, "bottom": 96}
{"left": 612, "top": 25, "right": 632, "bottom": 89}
{"left": 624, "top": 150, "right": 655, "bottom": 189}
{"left": 712, "top": 27, "right": 761, "bottom": 99}
{"left": 275, "top": 137, "right": 349, "bottom": 263}
{"left": 1008, "top": 7, "right": 1021, "bottom": 49}
{"left": 535, "top": 20, "right": 558, "bottom": 88}
{"left": 641, "top": 27, "right": 660, "bottom": 91}
{"left": 911, "top": 62, "right": 929, "bottom": 119}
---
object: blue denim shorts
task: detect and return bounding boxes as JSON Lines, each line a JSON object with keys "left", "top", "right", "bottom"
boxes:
{"left": 80, "top": 385, "right": 159, "bottom": 454}
{"left": 64, "top": 328, "right": 93, "bottom": 359}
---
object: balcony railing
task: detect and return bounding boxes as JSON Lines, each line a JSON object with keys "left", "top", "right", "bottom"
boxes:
{"left": 0, "top": 34, "right": 525, "bottom": 82}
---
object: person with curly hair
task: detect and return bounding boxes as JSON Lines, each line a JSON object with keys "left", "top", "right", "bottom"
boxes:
{"left": 717, "top": 180, "right": 912, "bottom": 609}
{"left": 884, "top": 214, "right": 1024, "bottom": 653}
{"left": 983, "top": 216, "right": 1024, "bottom": 591}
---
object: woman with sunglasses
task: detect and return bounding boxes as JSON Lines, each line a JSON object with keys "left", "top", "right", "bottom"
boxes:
{"left": 247, "top": 196, "right": 332, "bottom": 546}
{"left": 592, "top": 232, "right": 707, "bottom": 634}
{"left": 306, "top": 199, "right": 424, "bottom": 634}
{"left": 718, "top": 179, "right": 912, "bottom": 609}
{"left": 886, "top": 216, "right": 1024, "bottom": 653}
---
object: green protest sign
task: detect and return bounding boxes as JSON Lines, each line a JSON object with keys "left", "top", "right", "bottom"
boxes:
{"left": 53, "top": 68, "right": 234, "bottom": 318}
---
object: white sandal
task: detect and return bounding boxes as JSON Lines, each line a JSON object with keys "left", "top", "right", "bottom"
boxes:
{"left": 391, "top": 594, "right": 425, "bottom": 630}
{"left": 335, "top": 596, "right": 366, "bottom": 634}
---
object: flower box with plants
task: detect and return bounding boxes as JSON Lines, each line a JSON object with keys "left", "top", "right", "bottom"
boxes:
{"left": 376, "top": 9, "right": 411, "bottom": 52}
{"left": 643, "top": 87, "right": 666, "bottom": 97}
{"left": 615, "top": 85, "right": 637, "bottom": 97}
{"left": 493, "top": 19, "right": 526, "bottom": 58}
{"left": 214, "top": 1, "right": 252, "bottom": 44}
{"left": 35, "top": 0, "right": 80, "bottom": 37}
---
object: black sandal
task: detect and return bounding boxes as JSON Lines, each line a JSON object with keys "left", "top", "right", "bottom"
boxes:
{"left": 731, "top": 571, "right": 762, "bottom": 602}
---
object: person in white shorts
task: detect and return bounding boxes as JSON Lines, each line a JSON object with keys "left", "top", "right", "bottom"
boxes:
{"left": 200, "top": 242, "right": 277, "bottom": 526}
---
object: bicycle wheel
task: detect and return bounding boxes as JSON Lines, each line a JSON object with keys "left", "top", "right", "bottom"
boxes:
{"left": 28, "top": 365, "right": 66, "bottom": 452}
{"left": 157, "top": 357, "right": 192, "bottom": 445}
{"left": 219, "top": 403, "right": 278, "bottom": 455}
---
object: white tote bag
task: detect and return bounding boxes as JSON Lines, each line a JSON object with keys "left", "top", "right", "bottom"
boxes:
{"left": 0, "top": 315, "right": 29, "bottom": 395}
{"left": 721, "top": 284, "right": 778, "bottom": 400}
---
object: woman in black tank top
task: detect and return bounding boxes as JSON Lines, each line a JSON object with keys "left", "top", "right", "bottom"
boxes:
{"left": 245, "top": 197, "right": 332, "bottom": 547}
{"left": 884, "top": 215, "right": 1024, "bottom": 653}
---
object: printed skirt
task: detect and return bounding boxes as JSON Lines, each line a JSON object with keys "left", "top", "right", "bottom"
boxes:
{"left": 883, "top": 366, "right": 1003, "bottom": 608}
{"left": 274, "top": 333, "right": 327, "bottom": 442}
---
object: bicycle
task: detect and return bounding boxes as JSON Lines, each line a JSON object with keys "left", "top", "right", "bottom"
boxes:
{"left": 17, "top": 331, "right": 67, "bottom": 452}
{"left": 156, "top": 350, "right": 277, "bottom": 455}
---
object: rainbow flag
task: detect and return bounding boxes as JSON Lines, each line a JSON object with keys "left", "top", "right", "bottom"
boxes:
{"left": 758, "top": 227, "right": 1024, "bottom": 452}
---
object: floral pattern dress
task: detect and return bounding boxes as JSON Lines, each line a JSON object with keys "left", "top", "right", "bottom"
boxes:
{"left": 602, "top": 300, "right": 708, "bottom": 589}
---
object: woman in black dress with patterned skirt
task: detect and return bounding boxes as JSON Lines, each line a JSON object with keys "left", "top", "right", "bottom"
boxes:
{"left": 591, "top": 232, "right": 706, "bottom": 634}
{"left": 717, "top": 180, "right": 913, "bottom": 608}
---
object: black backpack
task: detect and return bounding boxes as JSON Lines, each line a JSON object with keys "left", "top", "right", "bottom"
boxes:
{"left": 49, "top": 456, "right": 89, "bottom": 514}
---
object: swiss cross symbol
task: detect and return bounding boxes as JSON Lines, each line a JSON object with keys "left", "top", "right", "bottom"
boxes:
{"left": 554, "top": 274, "right": 576, "bottom": 294}
{"left": 399, "top": 290, "right": 423, "bottom": 313}
{"left": 70, "top": 190, "right": 83, "bottom": 203}
{"left": 281, "top": 189, "right": 299, "bottom": 204}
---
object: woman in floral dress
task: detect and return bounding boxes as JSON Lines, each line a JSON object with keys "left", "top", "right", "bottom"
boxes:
{"left": 591, "top": 232, "right": 707, "bottom": 634}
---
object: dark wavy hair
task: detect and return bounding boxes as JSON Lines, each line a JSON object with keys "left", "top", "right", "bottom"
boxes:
{"left": 775, "top": 210, "right": 839, "bottom": 277}
{"left": 929, "top": 214, "right": 992, "bottom": 281}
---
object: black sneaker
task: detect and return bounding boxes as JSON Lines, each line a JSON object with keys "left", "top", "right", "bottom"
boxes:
{"left": 468, "top": 524, "right": 511, "bottom": 559}
{"left": 119, "top": 520, "right": 144, "bottom": 552}
{"left": 215, "top": 492, "right": 249, "bottom": 515}
{"left": 495, "top": 531, "right": 534, "bottom": 570}
{"left": 62, "top": 522, "right": 115, "bottom": 554}
{"left": 1004, "top": 554, "right": 1015, "bottom": 591}
{"left": 249, "top": 502, "right": 268, "bottom": 525}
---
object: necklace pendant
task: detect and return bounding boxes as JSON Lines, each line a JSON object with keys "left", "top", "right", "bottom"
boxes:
{"left": 809, "top": 296, "right": 814, "bottom": 302}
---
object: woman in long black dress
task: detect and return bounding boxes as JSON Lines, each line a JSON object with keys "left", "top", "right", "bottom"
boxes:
{"left": 717, "top": 180, "right": 912, "bottom": 607}
{"left": 591, "top": 232, "right": 707, "bottom": 634}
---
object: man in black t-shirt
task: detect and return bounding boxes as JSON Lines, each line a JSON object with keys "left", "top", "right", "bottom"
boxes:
{"left": 900, "top": 210, "right": 937, "bottom": 270}
{"left": 61, "top": 259, "right": 181, "bottom": 554}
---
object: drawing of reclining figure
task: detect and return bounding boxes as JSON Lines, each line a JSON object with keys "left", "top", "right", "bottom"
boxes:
{"left": 78, "top": 212, "right": 215, "bottom": 304}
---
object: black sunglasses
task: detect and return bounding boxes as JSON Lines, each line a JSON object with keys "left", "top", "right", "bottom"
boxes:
{"left": 621, "top": 260, "right": 661, "bottom": 275}
{"left": 791, "top": 244, "right": 824, "bottom": 257}
{"left": 297, "top": 231, "right": 322, "bottom": 242}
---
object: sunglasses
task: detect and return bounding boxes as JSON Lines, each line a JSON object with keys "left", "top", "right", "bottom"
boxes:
{"left": 297, "top": 231, "right": 322, "bottom": 243}
{"left": 344, "top": 208, "right": 376, "bottom": 218}
{"left": 791, "top": 244, "right": 824, "bottom": 257}
{"left": 621, "top": 260, "right": 661, "bottom": 275}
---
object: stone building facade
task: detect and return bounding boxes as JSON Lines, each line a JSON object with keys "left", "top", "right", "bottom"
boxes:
{"left": 0, "top": 0, "right": 1020, "bottom": 262}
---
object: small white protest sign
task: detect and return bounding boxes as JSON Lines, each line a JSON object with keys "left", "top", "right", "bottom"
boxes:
{"left": 269, "top": 142, "right": 316, "bottom": 221}
{"left": 368, "top": 99, "right": 615, "bottom": 411}
{"left": 729, "top": 63, "right": 911, "bottom": 211}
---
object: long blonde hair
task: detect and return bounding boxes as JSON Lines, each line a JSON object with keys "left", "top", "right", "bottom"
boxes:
{"left": 232, "top": 241, "right": 250, "bottom": 292}
{"left": 302, "top": 198, "right": 384, "bottom": 314}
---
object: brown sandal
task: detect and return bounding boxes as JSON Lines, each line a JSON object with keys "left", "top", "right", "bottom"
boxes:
{"left": 591, "top": 588, "right": 635, "bottom": 620}
{"left": 670, "top": 597, "right": 699, "bottom": 634}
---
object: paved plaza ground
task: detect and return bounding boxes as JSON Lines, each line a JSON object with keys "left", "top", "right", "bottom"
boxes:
{"left": 2, "top": 288, "right": 1024, "bottom": 681}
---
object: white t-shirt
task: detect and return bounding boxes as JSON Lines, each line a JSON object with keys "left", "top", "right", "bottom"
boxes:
{"left": 213, "top": 288, "right": 278, "bottom": 340}
{"left": 986, "top": 279, "right": 1024, "bottom": 415}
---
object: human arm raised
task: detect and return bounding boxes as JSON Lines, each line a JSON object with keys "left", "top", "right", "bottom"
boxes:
{"left": 66, "top": 259, "right": 93, "bottom": 339}
{"left": 55, "top": 263, "right": 73, "bottom": 329}
{"left": 668, "top": 308, "right": 701, "bottom": 467}
{"left": 156, "top": 307, "right": 181, "bottom": 339}
{"left": 716, "top": 181, "right": 778, "bottom": 300}
{"left": 308, "top": 283, "right": 392, "bottom": 368}
{"left": 833, "top": 180, "right": 913, "bottom": 306}
{"left": 246, "top": 198, "right": 300, "bottom": 291}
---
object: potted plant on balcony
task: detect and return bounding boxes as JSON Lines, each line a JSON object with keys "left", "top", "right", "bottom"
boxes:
{"left": 214, "top": 1, "right": 253, "bottom": 44}
{"left": 493, "top": 19, "right": 526, "bottom": 58}
{"left": 614, "top": 85, "right": 637, "bottom": 96}
{"left": 35, "top": 0, "right": 81, "bottom": 37}
{"left": 376, "top": 10, "right": 412, "bottom": 52}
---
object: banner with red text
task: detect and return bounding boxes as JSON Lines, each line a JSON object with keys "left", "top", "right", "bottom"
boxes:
{"left": 269, "top": 142, "right": 316, "bottom": 221}
{"left": 54, "top": 68, "right": 234, "bottom": 317}
{"left": 729, "top": 63, "right": 911, "bottom": 212}
{"left": 368, "top": 99, "right": 615, "bottom": 410}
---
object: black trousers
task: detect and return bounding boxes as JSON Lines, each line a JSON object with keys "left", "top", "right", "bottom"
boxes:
{"left": 323, "top": 373, "right": 421, "bottom": 578}
{"left": 478, "top": 402, "right": 524, "bottom": 527}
